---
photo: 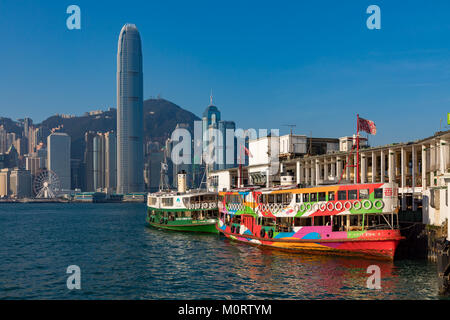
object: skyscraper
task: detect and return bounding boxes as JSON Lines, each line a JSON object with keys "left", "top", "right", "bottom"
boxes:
{"left": 116, "top": 24, "right": 144, "bottom": 194}
{"left": 47, "top": 133, "right": 71, "bottom": 191}
{"left": 201, "top": 94, "right": 237, "bottom": 171}
{"left": 93, "top": 131, "right": 117, "bottom": 192}
{"left": 218, "top": 120, "right": 237, "bottom": 170}
{"left": 84, "top": 131, "right": 96, "bottom": 191}
{"left": 202, "top": 94, "right": 221, "bottom": 171}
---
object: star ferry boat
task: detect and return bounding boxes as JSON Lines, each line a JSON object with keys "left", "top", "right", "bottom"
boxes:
{"left": 217, "top": 182, "right": 404, "bottom": 260}
{"left": 146, "top": 173, "right": 219, "bottom": 234}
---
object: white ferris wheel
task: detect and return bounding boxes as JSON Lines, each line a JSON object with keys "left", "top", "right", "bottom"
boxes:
{"left": 33, "top": 169, "right": 61, "bottom": 198}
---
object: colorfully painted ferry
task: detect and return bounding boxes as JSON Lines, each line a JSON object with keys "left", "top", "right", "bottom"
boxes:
{"left": 146, "top": 190, "right": 219, "bottom": 233}
{"left": 217, "top": 182, "right": 404, "bottom": 260}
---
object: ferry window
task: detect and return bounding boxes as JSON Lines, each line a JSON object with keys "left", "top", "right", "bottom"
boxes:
{"left": 303, "top": 193, "right": 309, "bottom": 202}
{"left": 268, "top": 195, "right": 274, "bottom": 203}
{"left": 276, "top": 217, "right": 293, "bottom": 232}
{"left": 328, "top": 191, "right": 335, "bottom": 201}
{"left": 374, "top": 188, "right": 383, "bottom": 199}
{"left": 294, "top": 217, "right": 312, "bottom": 227}
{"left": 318, "top": 192, "right": 326, "bottom": 201}
{"left": 310, "top": 193, "right": 317, "bottom": 202}
{"left": 283, "top": 193, "right": 292, "bottom": 203}
{"left": 261, "top": 194, "right": 267, "bottom": 203}
{"left": 162, "top": 198, "right": 173, "bottom": 206}
{"left": 359, "top": 189, "right": 369, "bottom": 199}
{"left": 366, "top": 214, "right": 379, "bottom": 229}
{"left": 349, "top": 215, "right": 363, "bottom": 230}
{"left": 348, "top": 190, "right": 358, "bottom": 200}
{"left": 232, "top": 215, "right": 241, "bottom": 224}
{"left": 332, "top": 215, "right": 345, "bottom": 232}
{"left": 296, "top": 194, "right": 302, "bottom": 203}
{"left": 262, "top": 217, "right": 276, "bottom": 226}
{"left": 230, "top": 195, "right": 243, "bottom": 204}
{"left": 322, "top": 216, "right": 331, "bottom": 226}
{"left": 276, "top": 194, "right": 282, "bottom": 203}
{"left": 338, "top": 190, "right": 347, "bottom": 200}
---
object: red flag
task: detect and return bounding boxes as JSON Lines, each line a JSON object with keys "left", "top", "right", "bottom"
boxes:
{"left": 358, "top": 117, "right": 377, "bottom": 135}
{"left": 243, "top": 146, "right": 253, "bottom": 157}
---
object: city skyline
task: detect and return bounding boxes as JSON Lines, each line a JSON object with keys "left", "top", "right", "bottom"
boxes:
{"left": 0, "top": 1, "right": 449, "bottom": 148}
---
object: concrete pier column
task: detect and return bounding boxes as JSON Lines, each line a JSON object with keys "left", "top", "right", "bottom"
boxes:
{"left": 435, "top": 140, "right": 440, "bottom": 175}
{"left": 311, "top": 160, "right": 316, "bottom": 186}
{"left": 300, "top": 162, "right": 305, "bottom": 183}
{"left": 371, "top": 151, "right": 377, "bottom": 183}
{"left": 305, "top": 163, "right": 309, "bottom": 185}
{"left": 353, "top": 154, "right": 358, "bottom": 184}
{"left": 422, "top": 145, "right": 427, "bottom": 189}
{"left": 315, "top": 159, "right": 320, "bottom": 186}
{"left": 324, "top": 159, "right": 329, "bottom": 182}
{"left": 440, "top": 139, "right": 448, "bottom": 174}
{"left": 308, "top": 161, "right": 312, "bottom": 185}
{"left": 337, "top": 156, "right": 343, "bottom": 182}
{"left": 296, "top": 161, "right": 301, "bottom": 184}
{"left": 388, "top": 149, "right": 395, "bottom": 183}
{"left": 401, "top": 147, "right": 406, "bottom": 211}
{"left": 308, "top": 163, "right": 312, "bottom": 185}
{"left": 331, "top": 158, "right": 336, "bottom": 180}
{"left": 361, "top": 153, "right": 367, "bottom": 184}
{"left": 380, "top": 150, "right": 385, "bottom": 183}
{"left": 412, "top": 145, "right": 417, "bottom": 211}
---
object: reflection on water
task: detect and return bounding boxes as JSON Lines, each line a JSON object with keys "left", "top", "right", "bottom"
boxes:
{"left": 0, "top": 203, "right": 442, "bottom": 299}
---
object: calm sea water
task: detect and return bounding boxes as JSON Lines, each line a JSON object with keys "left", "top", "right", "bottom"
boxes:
{"left": 0, "top": 203, "right": 443, "bottom": 300}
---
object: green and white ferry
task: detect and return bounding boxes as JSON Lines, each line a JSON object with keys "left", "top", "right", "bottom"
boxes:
{"left": 146, "top": 173, "right": 219, "bottom": 234}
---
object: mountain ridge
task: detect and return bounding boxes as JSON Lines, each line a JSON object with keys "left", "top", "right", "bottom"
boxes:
{"left": 1, "top": 98, "right": 200, "bottom": 161}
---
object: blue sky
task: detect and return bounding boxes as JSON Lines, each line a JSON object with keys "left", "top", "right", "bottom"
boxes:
{"left": 0, "top": 0, "right": 449, "bottom": 146}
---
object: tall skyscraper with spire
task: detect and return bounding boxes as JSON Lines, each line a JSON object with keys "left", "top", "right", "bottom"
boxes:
{"left": 116, "top": 24, "right": 144, "bottom": 194}
{"left": 202, "top": 91, "right": 221, "bottom": 171}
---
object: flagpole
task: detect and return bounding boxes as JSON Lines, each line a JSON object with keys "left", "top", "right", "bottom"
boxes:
{"left": 356, "top": 113, "right": 360, "bottom": 184}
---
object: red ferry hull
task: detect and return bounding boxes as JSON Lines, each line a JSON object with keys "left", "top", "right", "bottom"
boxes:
{"left": 217, "top": 225, "right": 403, "bottom": 260}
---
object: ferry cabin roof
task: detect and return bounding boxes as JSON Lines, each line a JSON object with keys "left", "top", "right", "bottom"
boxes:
{"left": 219, "top": 182, "right": 397, "bottom": 196}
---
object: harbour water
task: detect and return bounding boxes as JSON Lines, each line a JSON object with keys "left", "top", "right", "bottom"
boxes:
{"left": 0, "top": 203, "right": 443, "bottom": 300}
